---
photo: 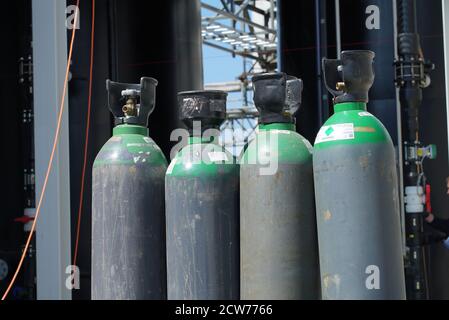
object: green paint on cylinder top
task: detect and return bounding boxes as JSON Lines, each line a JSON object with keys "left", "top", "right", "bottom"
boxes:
{"left": 93, "top": 124, "right": 167, "bottom": 167}
{"left": 313, "top": 102, "right": 390, "bottom": 150}
{"left": 166, "top": 136, "right": 238, "bottom": 178}
{"left": 241, "top": 122, "right": 313, "bottom": 166}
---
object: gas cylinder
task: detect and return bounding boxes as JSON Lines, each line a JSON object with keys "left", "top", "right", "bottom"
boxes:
{"left": 313, "top": 50, "right": 406, "bottom": 300}
{"left": 165, "top": 90, "right": 239, "bottom": 300}
{"left": 92, "top": 77, "right": 168, "bottom": 300}
{"left": 240, "top": 73, "right": 320, "bottom": 300}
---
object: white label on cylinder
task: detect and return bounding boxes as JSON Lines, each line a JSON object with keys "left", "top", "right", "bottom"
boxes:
{"left": 208, "top": 152, "right": 228, "bottom": 162}
{"left": 315, "top": 123, "right": 355, "bottom": 144}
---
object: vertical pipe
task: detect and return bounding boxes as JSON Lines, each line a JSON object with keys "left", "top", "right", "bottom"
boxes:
{"left": 173, "top": 0, "right": 204, "bottom": 93}
{"left": 396, "top": 0, "right": 429, "bottom": 300}
{"left": 393, "top": 0, "right": 407, "bottom": 261}
{"left": 335, "top": 0, "right": 341, "bottom": 58}
{"left": 315, "top": 0, "right": 324, "bottom": 126}
{"left": 276, "top": 0, "right": 283, "bottom": 71}
{"left": 32, "top": 0, "right": 72, "bottom": 300}
{"left": 397, "top": 0, "right": 418, "bottom": 34}
{"left": 107, "top": 0, "right": 119, "bottom": 81}
{"left": 442, "top": 0, "right": 449, "bottom": 169}
{"left": 278, "top": 0, "right": 322, "bottom": 141}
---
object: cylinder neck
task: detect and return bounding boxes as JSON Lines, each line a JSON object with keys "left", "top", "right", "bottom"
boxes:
{"left": 334, "top": 102, "right": 367, "bottom": 113}
{"left": 259, "top": 122, "right": 296, "bottom": 131}
{"left": 113, "top": 124, "right": 149, "bottom": 136}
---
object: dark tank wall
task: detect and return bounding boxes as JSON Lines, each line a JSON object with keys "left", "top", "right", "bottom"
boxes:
{"left": 67, "top": 0, "right": 204, "bottom": 299}
{"left": 111, "top": 0, "right": 203, "bottom": 154}
{"left": 338, "top": 0, "right": 398, "bottom": 145}
{"left": 68, "top": 0, "right": 112, "bottom": 300}
{"left": 0, "top": 0, "right": 33, "bottom": 298}
{"left": 279, "top": 0, "right": 398, "bottom": 142}
{"left": 278, "top": 0, "right": 337, "bottom": 142}
{"left": 0, "top": 0, "right": 30, "bottom": 250}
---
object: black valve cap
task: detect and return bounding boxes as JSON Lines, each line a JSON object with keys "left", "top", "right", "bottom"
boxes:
{"left": 286, "top": 75, "right": 303, "bottom": 117}
{"left": 106, "top": 77, "right": 158, "bottom": 127}
{"left": 253, "top": 72, "right": 302, "bottom": 124}
{"left": 322, "top": 50, "right": 375, "bottom": 104}
{"left": 178, "top": 90, "right": 227, "bottom": 132}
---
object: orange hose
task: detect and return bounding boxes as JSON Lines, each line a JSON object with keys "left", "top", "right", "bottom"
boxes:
{"left": 1, "top": 0, "right": 80, "bottom": 301}
{"left": 73, "top": 0, "right": 95, "bottom": 268}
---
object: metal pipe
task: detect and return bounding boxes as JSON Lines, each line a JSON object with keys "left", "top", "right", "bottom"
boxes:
{"left": 442, "top": 0, "right": 449, "bottom": 169}
{"left": 397, "top": 0, "right": 418, "bottom": 34}
{"left": 393, "top": 0, "right": 408, "bottom": 262}
{"left": 396, "top": 0, "right": 430, "bottom": 300}
{"left": 204, "top": 40, "right": 263, "bottom": 61}
{"left": 276, "top": 0, "right": 282, "bottom": 70}
{"left": 315, "top": 0, "right": 323, "bottom": 126}
{"left": 334, "top": 0, "right": 341, "bottom": 58}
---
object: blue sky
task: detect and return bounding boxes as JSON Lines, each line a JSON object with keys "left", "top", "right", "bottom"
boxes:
{"left": 201, "top": 0, "right": 257, "bottom": 156}
{"left": 203, "top": 47, "right": 243, "bottom": 84}
{"left": 202, "top": 0, "right": 248, "bottom": 109}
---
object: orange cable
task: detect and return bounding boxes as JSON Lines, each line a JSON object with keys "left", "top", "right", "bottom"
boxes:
{"left": 1, "top": 0, "right": 80, "bottom": 301}
{"left": 73, "top": 0, "right": 95, "bottom": 268}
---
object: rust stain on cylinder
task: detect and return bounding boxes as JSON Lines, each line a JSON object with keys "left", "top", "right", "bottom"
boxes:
{"left": 129, "top": 166, "right": 137, "bottom": 175}
{"left": 359, "top": 155, "right": 369, "bottom": 169}
{"left": 354, "top": 126, "right": 375, "bottom": 133}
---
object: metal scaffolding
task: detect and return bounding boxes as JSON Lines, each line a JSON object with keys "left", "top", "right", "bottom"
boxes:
{"left": 201, "top": 0, "right": 277, "bottom": 72}
{"left": 220, "top": 107, "right": 258, "bottom": 157}
{"left": 202, "top": 1, "right": 277, "bottom": 155}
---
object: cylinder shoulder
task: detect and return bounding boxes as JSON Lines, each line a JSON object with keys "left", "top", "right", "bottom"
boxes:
{"left": 314, "top": 110, "right": 393, "bottom": 150}
{"left": 241, "top": 129, "right": 313, "bottom": 165}
{"left": 94, "top": 133, "right": 168, "bottom": 167}
{"left": 166, "top": 143, "right": 238, "bottom": 178}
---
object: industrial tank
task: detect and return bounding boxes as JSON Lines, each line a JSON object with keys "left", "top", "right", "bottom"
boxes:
{"left": 313, "top": 50, "right": 406, "bottom": 300}
{"left": 165, "top": 90, "right": 239, "bottom": 300}
{"left": 92, "top": 77, "right": 167, "bottom": 300}
{"left": 240, "top": 73, "right": 320, "bottom": 300}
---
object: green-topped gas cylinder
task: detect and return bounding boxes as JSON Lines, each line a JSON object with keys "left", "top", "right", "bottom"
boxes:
{"left": 314, "top": 50, "right": 406, "bottom": 300}
{"left": 165, "top": 90, "right": 239, "bottom": 300}
{"left": 240, "top": 73, "right": 320, "bottom": 300}
{"left": 92, "top": 78, "right": 168, "bottom": 300}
